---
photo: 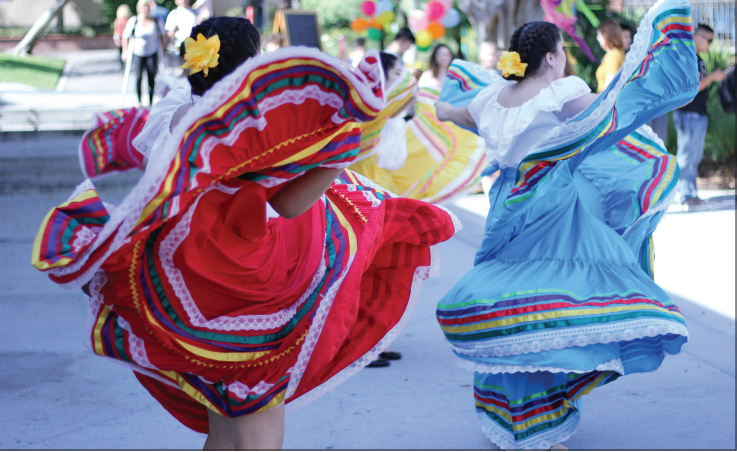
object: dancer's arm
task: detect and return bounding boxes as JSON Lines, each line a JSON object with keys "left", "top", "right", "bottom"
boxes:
{"left": 555, "top": 93, "right": 599, "bottom": 122}
{"left": 435, "top": 102, "right": 477, "bottom": 129}
{"left": 269, "top": 167, "right": 344, "bottom": 219}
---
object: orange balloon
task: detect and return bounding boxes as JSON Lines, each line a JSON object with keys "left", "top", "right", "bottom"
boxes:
{"left": 351, "top": 18, "right": 369, "bottom": 32}
{"left": 367, "top": 18, "right": 383, "bottom": 30}
{"left": 427, "top": 21, "right": 445, "bottom": 39}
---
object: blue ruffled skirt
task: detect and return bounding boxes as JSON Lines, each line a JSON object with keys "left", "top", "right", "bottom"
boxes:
{"left": 438, "top": 0, "right": 698, "bottom": 448}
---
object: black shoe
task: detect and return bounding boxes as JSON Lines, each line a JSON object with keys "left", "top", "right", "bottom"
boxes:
{"left": 379, "top": 351, "right": 402, "bottom": 360}
{"left": 366, "top": 358, "right": 391, "bottom": 368}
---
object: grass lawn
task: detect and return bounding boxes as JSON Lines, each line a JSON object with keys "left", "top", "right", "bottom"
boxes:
{"left": 0, "top": 54, "right": 66, "bottom": 90}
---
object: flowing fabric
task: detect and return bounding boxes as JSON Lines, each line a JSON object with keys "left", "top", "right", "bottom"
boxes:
{"left": 351, "top": 85, "right": 489, "bottom": 204}
{"left": 437, "top": 0, "right": 696, "bottom": 448}
{"left": 78, "top": 107, "right": 149, "bottom": 179}
{"left": 31, "top": 48, "right": 457, "bottom": 433}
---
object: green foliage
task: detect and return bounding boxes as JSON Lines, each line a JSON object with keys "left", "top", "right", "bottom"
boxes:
{"left": 301, "top": 0, "right": 363, "bottom": 29}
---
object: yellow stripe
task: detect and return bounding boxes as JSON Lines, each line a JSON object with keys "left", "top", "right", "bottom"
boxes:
{"left": 174, "top": 338, "right": 271, "bottom": 362}
{"left": 326, "top": 197, "right": 358, "bottom": 256}
{"left": 476, "top": 400, "right": 570, "bottom": 432}
{"left": 32, "top": 189, "right": 101, "bottom": 270}
{"left": 272, "top": 122, "right": 358, "bottom": 166}
{"left": 440, "top": 303, "right": 682, "bottom": 334}
{"left": 92, "top": 305, "right": 112, "bottom": 356}
{"left": 255, "top": 390, "right": 286, "bottom": 413}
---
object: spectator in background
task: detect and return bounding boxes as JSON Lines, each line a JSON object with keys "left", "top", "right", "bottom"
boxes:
{"left": 419, "top": 43, "right": 453, "bottom": 89}
{"left": 673, "top": 24, "right": 728, "bottom": 206}
{"left": 148, "top": 0, "right": 170, "bottom": 23}
{"left": 349, "top": 37, "right": 366, "bottom": 67}
{"left": 265, "top": 33, "right": 284, "bottom": 52}
{"left": 113, "top": 4, "right": 132, "bottom": 71}
{"left": 620, "top": 22, "right": 633, "bottom": 51}
{"left": 192, "top": 0, "right": 212, "bottom": 24}
{"left": 165, "top": 0, "right": 197, "bottom": 73}
{"left": 386, "top": 27, "right": 416, "bottom": 58}
{"left": 122, "top": 0, "right": 167, "bottom": 106}
{"left": 478, "top": 41, "right": 502, "bottom": 74}
{"left": 596, "top": 19, "right": 625, "bottom": 92}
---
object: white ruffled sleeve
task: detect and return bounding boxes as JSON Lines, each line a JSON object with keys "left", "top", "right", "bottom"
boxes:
{"left": 467, "top": 76, "right": 591, "bottom": 165}
{"left": 133, "top": 86, "right": 195, "bottom": 158}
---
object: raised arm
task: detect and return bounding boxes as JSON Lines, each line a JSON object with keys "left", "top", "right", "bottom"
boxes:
{"left": 435, "top": 102, "right": 477, "bottom": 129}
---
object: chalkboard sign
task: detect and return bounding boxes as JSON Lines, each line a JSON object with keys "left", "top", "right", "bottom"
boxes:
{"left": 279, "top": 10, "right": 322, "bottom": 50}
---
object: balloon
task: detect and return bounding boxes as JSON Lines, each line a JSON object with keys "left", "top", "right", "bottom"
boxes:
{"left": 367, "top": 18, "right": 382, "bottom": 29}
{"left": 376, "top": 0, "right": 394, "bottom": 14}
{"left": 438, "top": 8, "right": 461, "bottom": 27}
{"left": 361, "top": 1, "right": 376, "bottom": 16}
{"left": 415, "top": 30, "right": 433, "bottom": 48}
{"left": 408, "top": 10, "right": 429, "bottom": 32}
{"left": 417, "top": 43, "right": 432, "bottom": 52}
{"left": 427, "top": 21, "right": 445, "bottom": 39}
{"left": 377, "top": 10, "right": 395, "bottom": 27}
{"left": 424, "top": 1, "right": 445, "bottom": 21}
{"left": 368, "top": 27, "right": 382, "bottom": 41}
{"left": 351, "top": 18, "right": 369, "bottom": 32}
{"left": 438, "top": 0, "right": 454, "bottom": 9}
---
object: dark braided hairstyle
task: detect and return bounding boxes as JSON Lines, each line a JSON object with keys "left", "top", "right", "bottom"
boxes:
{"left": 379, "top": 51, "right": 399, "bottom": 76}
{"left": 506, "top": 21, "right": 562, "bottom": 81}
{"left": 186, "top": 17, "right": 261, "bottom": 96}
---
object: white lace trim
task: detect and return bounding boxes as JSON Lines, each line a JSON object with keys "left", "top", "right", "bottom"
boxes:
{"left": 531, "top": 0, "right": 687, "bottom": 155}
{"left": 71, "top": 226, "right": 99, "bottom": 253}
{"left": 285, "top": 242, "right": 443, "bottom": 415}
{"left": 48, "top": 46, "right": 384, "bottom": 289}
{"left": 223, "top": 378, "right": 279, "bottom": 400}
{"left": 477, "top": 404, "right": 581, "bottom": 450}
{"left": 454, "top": 355, "right": 625, "bottom": 375}
{"left": 285, "top": 253, "right": 356, "bottom": 400}
{"left": 450, "top": 318, "right": 689, "bottom": 358}
{"left": 158, "top": 184, "right": 329, "bottom": 332}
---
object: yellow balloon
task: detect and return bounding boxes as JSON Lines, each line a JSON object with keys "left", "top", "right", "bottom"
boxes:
{"left": 415, "top": 30, "right": 433, "bottom": 48}
{"left": 377, "top": 10, "right": 395, "bottom": 27}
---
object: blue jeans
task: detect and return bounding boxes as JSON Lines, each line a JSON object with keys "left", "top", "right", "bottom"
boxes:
{"left": 673, "top": 110, "right": 708, "bottom": 201}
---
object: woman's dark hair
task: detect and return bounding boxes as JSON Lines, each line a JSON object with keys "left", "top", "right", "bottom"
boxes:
{"left": 428, "top": 43, "right": 452, "bottom": 78}
{"left": 379, "top": 51, "right": 399, "bottom": 76}
{"left": 187, "top": 17, "right": 261, "bottom": 96}
{"left": 506, "top": 21, "right": 562, "bottom": 81}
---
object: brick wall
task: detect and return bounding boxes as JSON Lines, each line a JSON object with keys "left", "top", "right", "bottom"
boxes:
{"left": 0, "top": 34, "right": 116, "bottom": 53}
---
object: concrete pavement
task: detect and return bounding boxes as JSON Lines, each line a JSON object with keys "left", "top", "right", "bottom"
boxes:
{"left": 0, "top": 136, "right": 734, "bottom": 448}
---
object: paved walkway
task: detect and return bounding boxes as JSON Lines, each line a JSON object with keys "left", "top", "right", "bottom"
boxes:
{"left": 0, "top": 173, "right": 734, "bottom": 449}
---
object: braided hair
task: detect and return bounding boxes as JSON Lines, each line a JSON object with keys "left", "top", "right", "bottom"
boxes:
{"left": 506, "top": 21, "right": 562, "bottom": 81}
{"left": 186, "top": 17, "right": 261, "bottom": 96}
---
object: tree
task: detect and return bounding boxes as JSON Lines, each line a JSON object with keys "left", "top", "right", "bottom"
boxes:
{"left": 10, "top": 0, "right": 71, "bottom": 55}
{"left": 458, "top": 0, "right": 543, "bottom": 51}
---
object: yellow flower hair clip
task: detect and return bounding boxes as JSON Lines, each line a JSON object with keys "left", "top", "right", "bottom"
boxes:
{"left": 181, "top": 33, "right": 220, "bottom": 77}
{"left": 497, "top": 51, "right": 527, "bottom": 78}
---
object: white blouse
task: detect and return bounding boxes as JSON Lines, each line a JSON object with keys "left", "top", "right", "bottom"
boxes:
{"left": 468, "top": 76, "right": 591, "bottom": 169}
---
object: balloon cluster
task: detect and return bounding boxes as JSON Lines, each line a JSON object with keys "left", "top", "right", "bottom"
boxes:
{"left": 408, "top": 0, "right": 461, "bottom": 51}
{"left": 351, "top": 0, "right": 396, "bottom": 41}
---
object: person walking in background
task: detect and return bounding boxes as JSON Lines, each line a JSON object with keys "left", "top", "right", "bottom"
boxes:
{"left": 418, "top": 43, "right": 453, "bottom": 89}
{"left": 148, "top": 0, "right": 170, "bottom": 23}
{"left": 165, "top": 0, "right": 197, "bottom": 72}
{"left": 113, "top": 4, "right": 132, "bottom": 71}
{"left": 596, "top": 19, "right": 625, "bottom": 92}
{"left": 386, "top": 27, "right": 416, "bottom": 58}
{"left": 192, "top": 0, "right": 212, "bottom": 24}
{"left": 122, "top": 0, "right": 167, "bottom": 106}
{"left": 349, "top": 37, "right": 366, "bottom": 67}
{"left": 620, "top": 22, "right": 633, "bottom": 51}
{"left": 265, "top": 33, "right": 284, "bottom": 52}
{"left": 673, "top": 24, "right": 728, "bottom": 206}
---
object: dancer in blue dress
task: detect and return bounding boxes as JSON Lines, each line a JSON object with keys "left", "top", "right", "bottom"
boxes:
{"left": 435, "top": 0, "right": 697, "bottom": 448}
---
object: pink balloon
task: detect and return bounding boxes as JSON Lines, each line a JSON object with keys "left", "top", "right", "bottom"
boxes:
{"left": 361, "top": 0, "right": 376, "bottom": 16}
{"left": 408, "top": 10, "right": 429, "bottom": 32}
{"left": 424, "top": 0, "right": 445, "bottom": 21}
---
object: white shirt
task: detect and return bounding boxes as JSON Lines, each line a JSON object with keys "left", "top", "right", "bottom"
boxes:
{"left": 165, "top": 7, "right": 197, "bottom": 48}
{"left": 123, "top": 16, "right": 165, "bottom": 57}
{"left": 468, "top": 76, "right": 591, "bottom": 169}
